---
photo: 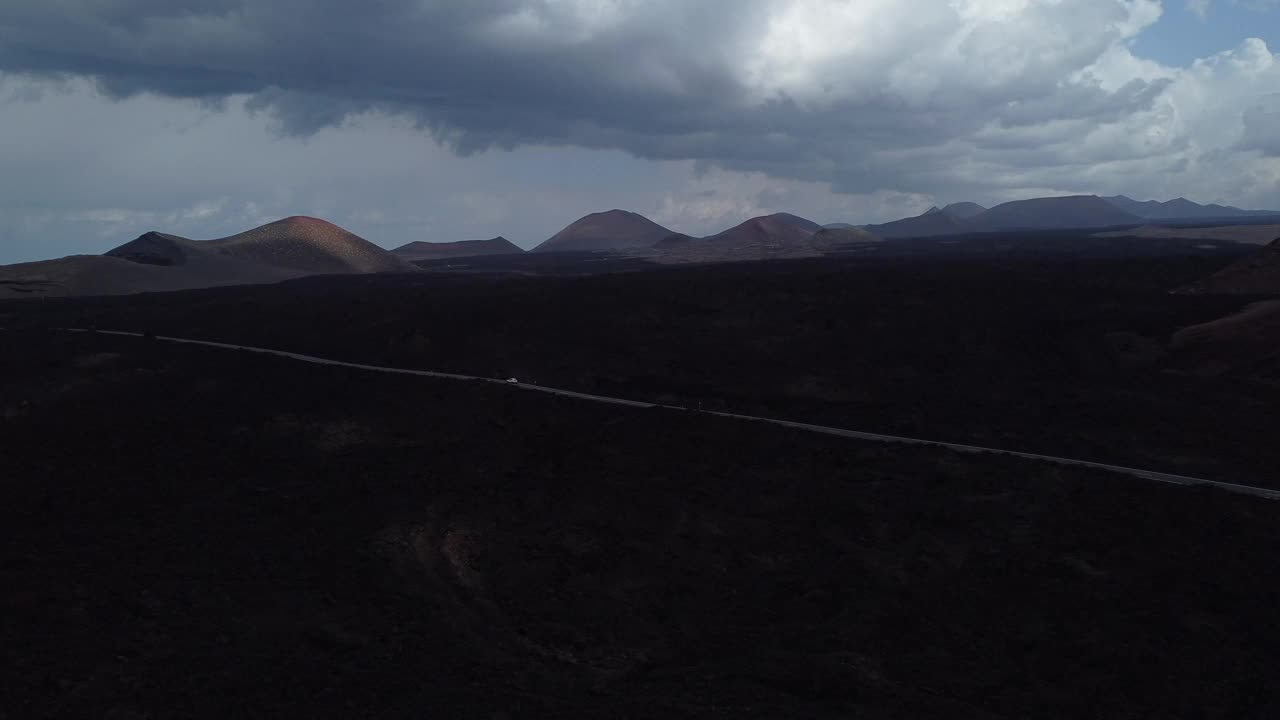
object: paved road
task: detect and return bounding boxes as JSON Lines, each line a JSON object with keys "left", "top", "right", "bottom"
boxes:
{"left": 63, "top": 328, "right": 1280, "bottom": 500}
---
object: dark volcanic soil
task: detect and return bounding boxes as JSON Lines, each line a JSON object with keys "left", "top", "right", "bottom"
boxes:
{"left": 3, "top": 331, "right": 1280, "bottom": 718}
{"left": 4, "top": 253, "right": 1275, "bottom": 486}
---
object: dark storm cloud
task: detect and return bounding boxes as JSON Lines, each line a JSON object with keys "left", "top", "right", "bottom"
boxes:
{"left": 0, "top": 0, "right": 1175, "bottom": 196}
{"left": 0, "top": 1, "right": 748, "bottom": 127}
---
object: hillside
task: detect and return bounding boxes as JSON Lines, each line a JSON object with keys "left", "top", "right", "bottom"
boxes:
{"left": 764, "top": 212, "right": 824, "bottom": 233}
{"left": 867, "top": 196, "right": 1148, "bottom": 239}
{"left": 966, "top": 196, "right": 1141, "bottom": 232}
{"left": 0, "top": 217, "right": 414, "bottom": 299}
{"left": 1104, "top": 195, "right": 1280, "bottom": 220}
{"left": 205, "top": 216, "right": 416, "bottom": 274}
{"left": 106, "top": 231, "right": 214, "bottom": 267}
{"left": 703, "top": 213, "right": 821, "bottom": 247}
{"left": 1169, "top": 299, "right": 1280, "bottom": 381}
{"left": 534, "top": 210, "right": 674, "bottom": 252}
{"left": 1155, "top": 238, "right": 1280, "bottom": 380}
{"left": 864, "top": 209, "right": 967, "bottom": 239}
{"left": 392, "top": 237, "right": 523, "bottom": 261}
{"left": 938, "top": 202, "right": 987, "bottom": 220}
{"left": 1176, "top": 238, "right": 1280, "bottom": 295}
{"left": 650, "top": 213, "right": 859, "bottom": 264}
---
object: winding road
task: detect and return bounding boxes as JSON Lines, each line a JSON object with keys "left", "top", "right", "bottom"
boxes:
{"left": 61, "top": 328, "right": 1280, "bottom": 501}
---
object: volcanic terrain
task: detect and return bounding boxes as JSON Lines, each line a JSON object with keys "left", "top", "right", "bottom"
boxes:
{"left": 0, "top": 217, "right": 414, "bottom": 299}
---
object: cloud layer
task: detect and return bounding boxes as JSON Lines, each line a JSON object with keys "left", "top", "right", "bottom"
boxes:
{"left": 0, "top": 1, "right": 1278, "bottom": 259}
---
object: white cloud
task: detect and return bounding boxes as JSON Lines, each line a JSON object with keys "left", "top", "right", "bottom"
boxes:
{"left": 1241, "top": 93, "right": 1280, "bottom": 155}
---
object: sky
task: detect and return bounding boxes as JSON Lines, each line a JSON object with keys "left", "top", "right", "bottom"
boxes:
{"left": 0, "top": 0, "right": 1278, "bottom": 262}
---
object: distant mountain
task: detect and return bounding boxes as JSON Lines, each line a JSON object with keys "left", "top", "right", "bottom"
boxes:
{"left": 534, "top": 210, "right": 673, "bottom": 253}
{"left": 867, "top": 195, "right": 1218, "bottom": 239}
{"left": 964, "top": 196, "right": 1142, "bottom": 232}
{"left": 765, "top": 213, "right": 824, "bottom": 233}
{"left": 651, "top": 213, "right": 878, "bottom": 264}
{"left": 810, "top": 226, "right": 881, "bottom": 247}
{"left": 2, "top": 217, "right": 414, "bottom": 299}
{"left": 940, "top": 202, "right": 988, "bottom": 220}
{"left": 197, "top": 216, "right": 416, "bottom": 274}
{"left": 863, "top": 209, "right": 967, "bottom": 239}
{"left": 1177, "top": 237, "right": 1280, "bottom": 296}
{"left": 393, "top": 237, "right": 523, "bottom": 261}
{"left": 1104, "top": 196, "right": 1280, "bottom": 220}
{"left": 105, "top": 231, "right": 205, "bottom": 267}
{"left": 701, "top": 213, "right": 823, "bottom": 248}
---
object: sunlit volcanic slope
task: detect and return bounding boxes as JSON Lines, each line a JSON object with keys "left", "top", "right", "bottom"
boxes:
{"left": 208, "top": 217, "right": 417, "bottom": 274}
{"left": 703, "top": 213, "right": 823, "bottom": 247}
{"left": 534, "top": 210, "right": 674, "bottom": 252}
{"left": 1177, "top": 238, "right": 1280, "bottom": 295}
{"left": 1, "top": 231, "right": 305, "bottom": 299}
{"left": 1, "top": 218, "right": 414, "bottom": 299}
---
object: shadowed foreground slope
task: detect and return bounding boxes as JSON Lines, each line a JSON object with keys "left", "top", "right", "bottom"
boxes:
{"left": 2, "top": 331, "right": 1279, "bottom": 719}
{"left": 9, "top": 253, "right": 1275, "bottom": 486}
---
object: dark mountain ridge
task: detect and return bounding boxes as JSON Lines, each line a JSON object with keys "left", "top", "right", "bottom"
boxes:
{"left": 939, "top": 202, "right": 988, "bottom": 219}
{"left": 1105, "top": 195, "right": 1280, "bottom": 220}
{"left": 393, "top": 237, "right": 523, "bottom": 261}
{"left": 862, "top": 195, "right": 1279, "bottom": 240}
{"left": 964, "top": 195, "right": 1142, "bottom": 232}
{"left": 862, "top": 209, "right": 968, "bottom": 239}
{"left": 865, "top": 196, "right": 1139, "bottom": 238}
